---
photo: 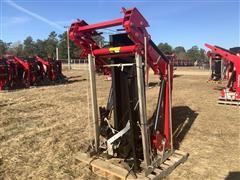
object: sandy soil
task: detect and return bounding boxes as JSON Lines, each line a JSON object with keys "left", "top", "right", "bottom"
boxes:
{"left": 0, "top": 67, "right": 239, "bottom": 180}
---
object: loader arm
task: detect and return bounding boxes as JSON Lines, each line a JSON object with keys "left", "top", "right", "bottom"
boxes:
{"left": 205, "top": 43, "right": 240, "bottom": 70}
{"left": 69, "top": 7, "right": 171, "bottom": 77}
{"left": 13, "top": 56, "right": 30, "bottom": 71}
{"left": 35, "top": 56, "right": 50, "bottom": 66}
{"left": 205, "top": 43, "right": 240, "bottom": 93}
{"left": 205, "top": 43, "right": 240, "bottom": 101}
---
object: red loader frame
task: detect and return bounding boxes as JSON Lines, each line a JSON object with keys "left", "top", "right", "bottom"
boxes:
{"left": 205, "top": 43, "right": 240, "bottom": 103}
{"left": 13, "top": 56, "right": 32, "bottom": 87}
{"left": 13, "top": 55, "right": 43, "bottom": 87}
{"left": 69, "top": 8, "right": 171, "bottom": 76}
{"left": 69, "top": 7, "right": 172, "bottom": 149}
{"left": 69, "top": 7, "right": 186, "bottom": 178}
{"left": 0, "top": 56, "right": 12, "bottom": 90}
{"left": 35, "top": 56, "right": 64, "bottom": 82}
{"left": 0, "top": 55, "right": 30, "bottom": 89}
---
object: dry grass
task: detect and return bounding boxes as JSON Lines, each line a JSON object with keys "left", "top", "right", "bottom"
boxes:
{"left": 0, "top": 67, "right": 239, "bottom": 179}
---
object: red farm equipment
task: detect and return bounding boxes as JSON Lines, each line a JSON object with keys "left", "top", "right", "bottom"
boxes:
{"left": 69, "top": 7, "right": 188, "bottom": 179}
{"left": 0, "top": 56, "right": 8, "bottom": 90}
{"left": 35, "top": 56, "right": 65, "bottom": 82}
{"left": 206, "top": 50, "right": 229, "bottom": 82}
{"left": 205, "top": 43, "right": 240, "bottom": 105}
{"left": 0, "top": 54, "right": 33, "bottom": 90}
{"left": 13, "top": 55, "right": 44, "bottom": 86}
{"left": 0, "top": 54, "right": 66, "bottom": 91}
{"left": 0, "top": 55, "right": 17, "bottom": 90}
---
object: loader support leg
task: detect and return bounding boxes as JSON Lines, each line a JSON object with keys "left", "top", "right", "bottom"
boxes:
{"left": 164, "top": 80, "right": 170, "bottom": 145}
{"left": 136, "top": 53, "right": 150, "bottom": 168}
{"left": 168, "top": 64, "right": 173, "bottom": 152}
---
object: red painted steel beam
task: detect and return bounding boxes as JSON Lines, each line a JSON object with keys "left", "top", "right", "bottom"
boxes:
{"left": 78, "top": 18, "right": 123, "bottom": 31}
{"left": 36, "top": 56, "right": 49, "bottom": 66}
{"left": 13, "top": 56, "right": 29, "bottom": 71}
{"left": 205, "top": 44, "right": 240, "bottom": 65}
{"left": 96, "top": 53, "right": 135, "bottom": 59}
{"left": 93, "top": 45, "right": 137, "bottom": 57}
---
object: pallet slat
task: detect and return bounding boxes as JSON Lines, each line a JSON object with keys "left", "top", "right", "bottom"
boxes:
{"left": 76, "top": 153, "right": 137, "bottom": 179}
{"left": 159, "top": 163, "right": 169, "bottom": 170}
{"left": 174, "top": 150, "right": 187, "bottom": 156}
{"left": 218, "top": 99, "right": 240, "bottom": 106}
{"left": 148, "top": 150, "right": 189, "bottom": 179}
{"left": 75, "top": 150, "right": 188, "bottom": 180}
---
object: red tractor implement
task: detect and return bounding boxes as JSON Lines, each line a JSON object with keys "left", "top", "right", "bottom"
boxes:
{"left": 0, "top": 54, "right": 66, "bottom": 91}
{"left": 35, "top": 56, "right": 65, "bottom": 82}
{"left": 12, "top": 56, "right": 40, "bottom": 87}
{"left": 69, "top": 7, "right": 188, "bottom": 179}
{"left": 0, "top": 54, "right": 45, "bottom": 90}
{"left": 0, "top": 56, "right": 9, "bottom": 90}
{"left": 26, "top": 57, "right": 47, "bottom": 83}
{"left": 0, "top": 54, "right": 29, "bottom": 89}
{"left": 0, "top": 56, "right": 12, "bottom": 90}
{"left": 12, "top": 55, "right": 45, "bottom": 87}
{"left": 205, "top": 43, "right": 240, "bottom": 105}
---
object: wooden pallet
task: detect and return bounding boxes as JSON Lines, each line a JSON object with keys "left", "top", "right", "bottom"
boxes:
{"left": 147, "top": 150, "right": 188, "bottom": 179}
{"left": 75, "top": 150, "right": 188, "bottom": 179}
{"left": 218, "top": 99, "right": 240, "bottom": 106}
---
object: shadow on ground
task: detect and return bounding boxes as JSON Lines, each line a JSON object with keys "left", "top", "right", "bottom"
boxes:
{"left": 148, "top": 82, "right": 159, "bottom": 87}
{"left": 225, "top": 171, "right": 240, "bottom": 180}
{"left": 67, "top": 79, "right": 87, "bottom": 84}
{"left": 172, "top": 106, "right": 198, "bottom": 149}
{"left": 67, "top": 75, "right": 82, "bottom": 79}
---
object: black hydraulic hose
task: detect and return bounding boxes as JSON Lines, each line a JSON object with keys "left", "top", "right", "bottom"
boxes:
{"left": 154, "top": 79, "right": 165, "bottom": 131}
{"left": 227, "top": 70, "right": 236, "bottom": 88}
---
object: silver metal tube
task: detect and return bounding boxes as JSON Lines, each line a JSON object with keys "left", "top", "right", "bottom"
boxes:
{"left": 67, "top": 27, "right": 71, "bottom": 70}
{"left": 221, "top": 59, "right": 224, "bottom": 80}
{"left": 136, "top": 53, "right": 150, "bottom": 167}
{"left": 56, "top": 47, "right": 59, "bottom": 60}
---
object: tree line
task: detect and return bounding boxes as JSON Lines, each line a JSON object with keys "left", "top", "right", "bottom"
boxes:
{"left": 0, "top": 32, "right": 207, "bottom": 62}
{"left": 158, "top": 42, "right": 207, "bottom": 62}
{"left": 0, "top": 31, "right": 80, "bottom": 59}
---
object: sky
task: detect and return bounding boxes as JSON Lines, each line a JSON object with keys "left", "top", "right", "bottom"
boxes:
{"left": 0, "top": 0, "right": 239, "bottom": 50}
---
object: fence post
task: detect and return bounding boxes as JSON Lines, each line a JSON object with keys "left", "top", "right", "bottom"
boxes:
{"left": 88, "top": 54, "right": 100, "bottom": 152}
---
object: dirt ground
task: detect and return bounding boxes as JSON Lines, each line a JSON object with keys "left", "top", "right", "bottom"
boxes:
{"left": 0, "top": 66, "right": 239, "bottom": 180}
